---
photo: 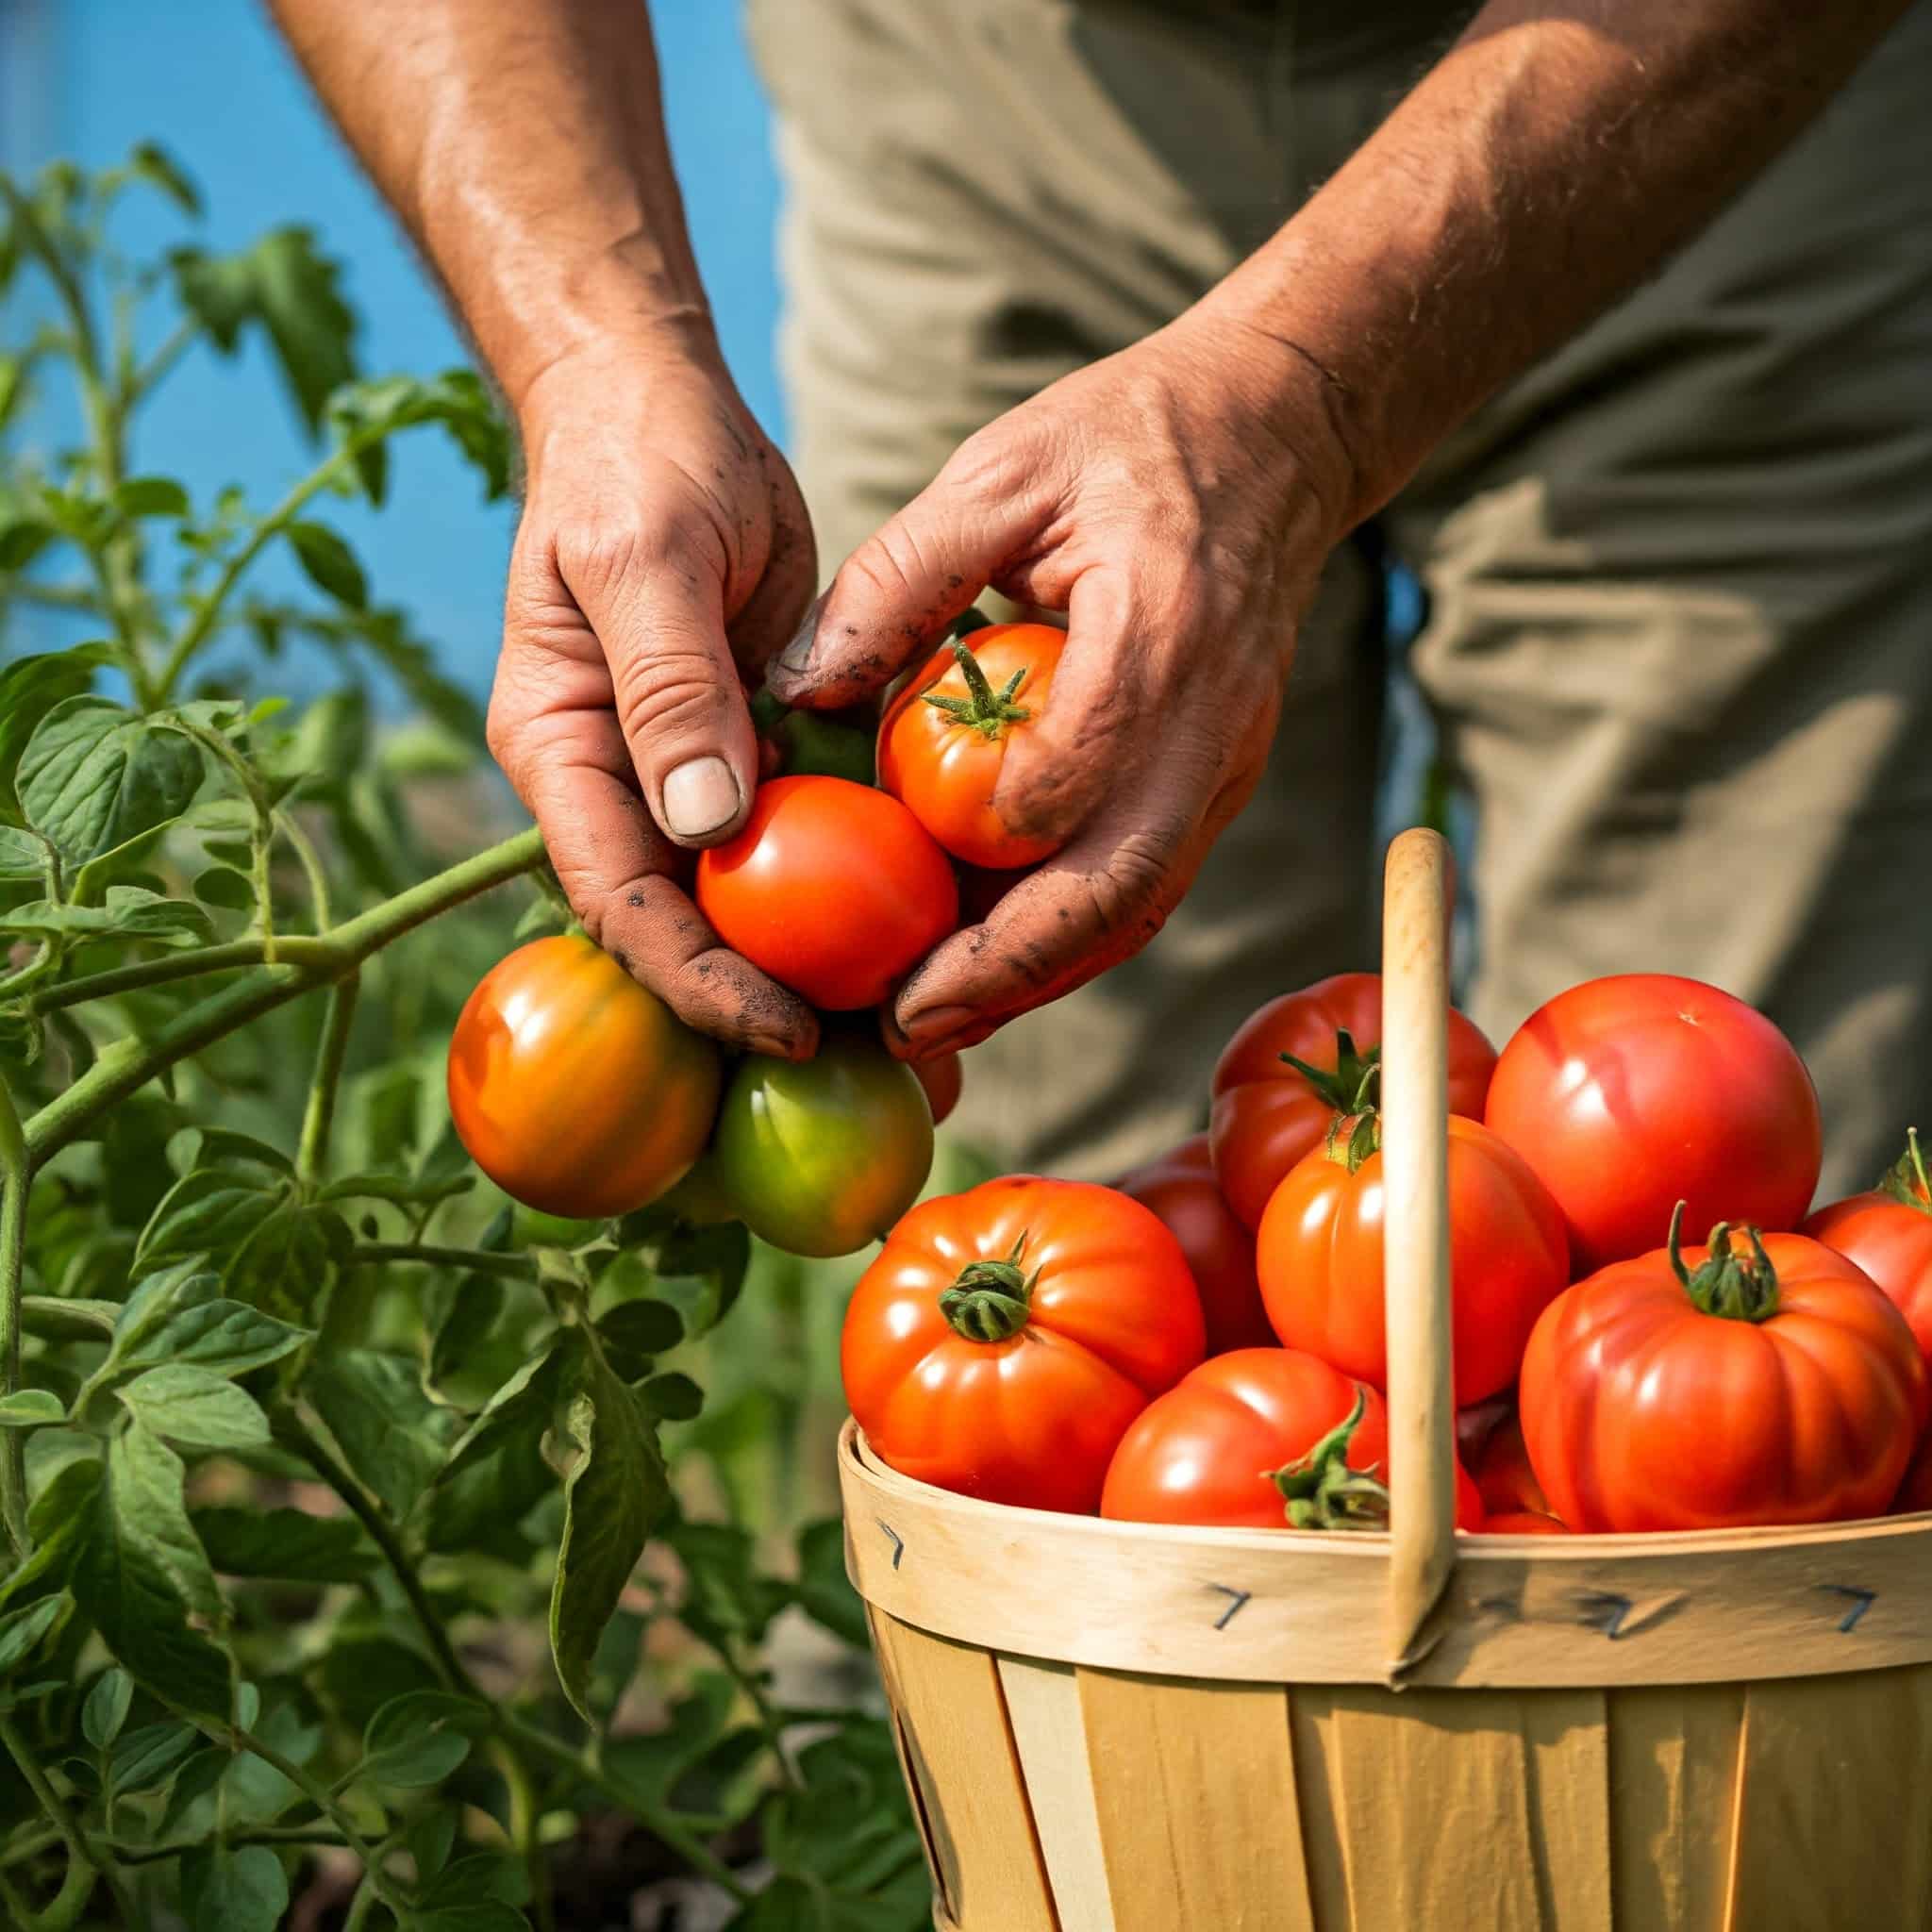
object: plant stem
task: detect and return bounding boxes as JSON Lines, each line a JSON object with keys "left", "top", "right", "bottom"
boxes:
{"left": 492, "top": 1739, "right": 557, "bottom": 1932}
{"left": 277, "top": 808, "right": 334, "bottom": 931}
{"left": 0, "top": 1716, "right": 136, "bottom": 1928}
{"left": 297, "top": 974, "right": 359, "bottom": 1184}
{"left": 0, "top": 1074, "right": 29, "bottom": 1558}
{"left": 341, "top": 1873, "right": 380, "bottom": 1932}
{"left": 126, "top": 315, "right": 198, "bottom": 407}
{"left": 350, "top": 1242, "right": 538, "bottom": 1281}
{"left": 112, "top": 1824, "right": 349, "bottom": 1867}
{"left": 21, "top": 825, "right": 543, "bottom": 1170}
{"left": 25, "top": 937, "right": 341, "bottom": 1015}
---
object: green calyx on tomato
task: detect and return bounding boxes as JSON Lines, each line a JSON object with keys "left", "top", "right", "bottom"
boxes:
{"left": 1320, "top": 1108, "right": 1383, "bottom": 1175}
{"left": 1267, "top": 1389, "right": 1391, "bottom": 1531}
{"left": 1880, "top": 1128, "right": 1932, "bottom": 1215}
{"left": 921, "top": 638, "right": 1033, "bottom": 741}
{"left": 936, "top": 1237, "right": 1039, "bottom": 1341}
{"left": 749, "top": 688, "right": 876, "bottom": 787}
{"left": 1280, "top": 1026, "right": 1381, "bottom": 1120}
{"left": 1668, "top": 1202, "right": 1781, "bottom": 1324}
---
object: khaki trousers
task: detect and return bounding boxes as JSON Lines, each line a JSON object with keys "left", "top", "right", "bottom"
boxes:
{"left": 746, "top": 0, "right": 1932, "bottom": 1198}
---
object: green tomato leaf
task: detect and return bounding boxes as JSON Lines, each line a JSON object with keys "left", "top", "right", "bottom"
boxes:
{"left": 17, "top": 696, "right": 205, "bottom": 865}
{"left": 191, "top": 864, "right": 255, "bottom": 911}
{"left": 305, "top": 1349, "right": 450, "bottom": 1519}
{"left": 329, "top": 370, "right": 510, "bottom": 504}
{"left": 437, "top": 1337, "right": 577, "bottom": 1489}
{"left": 286, "top": 518, "right": 368, "bottom": 608}
{"left": 121, "top": 141, "right": 203, "bottom": 216}
{"left": 112, "top": 475, "right": 192, "bottom": 520}
{"left": 183, "top": 1842, "right": 290, "bottom": 1932}
{"left": 549, "top": 1352, "right": 670, "bottom": 1724}
{"left": 118, "top": 1364, "right": 272, "bottom": 1450}
{"left": 0, "top": 1389, "right": 65, "bottom": 1429}
{"left": 664, "top": 1519, "right": 789, "bottom": 1647}
{"left": 109, "top": 1719, "right": 201, "bottom": 1795}
{"left": 1, "top": 886, "right": 212, "bottom": 949}
{"left": 594, "top": 1297, "right": 684, "bottom": 1364}
{"left": 641, "top": 1223, "right": 751, "bottom": 1342}
{"left": 108, "top": 1262, "right": 309, "bottom": 1378}
{"left": 0, "top": 824, "right": 52, "bottom": 877}
{"left": 603, "top": 1673, "right": 746, "bottom": 1824}
{"left": 355, "top": 1689, "right": 491, "bottom": 1790}
{"left": 315, "top": 1169, "right": 475, "bottom": 1208}
{"left": 82, "top": 1666, "right": 134, "bottom": 1750}
{"left": 165, "top": 1126, "right": 292, "bottom": 1176}
{"left": 794, "top": 1519, "right": 870, "bottom": 1649}
{"left": 0, "top": 1457, "right": 103, "bottom": 1616}
{"left": 0, "top": 516, "right": 54, "bottom": 573}
{"left": 401, "top": 1908, "right": 532, "bottom": 1932}
{"left": 0, "top": 1597, "right": 66, "bottom": 1674}
{"left": 136, "top": 1170, "right": 344, "bottom": 1310}
{"left": 406, "top": 1808, "right": 459, "bottom": 1885}
{"left": 0, "top": 648, "right": 107, "bottom": 821}
{"left": 190, "top": 1506, "right": 374, "bottom": 1583}
{"left": 427, "top": 1274, "right": 504, "bottom": 1395}
{"left": 639, "top": 1373, "right": 703, "bottom": 1423}
{"left": 71, "top": 1421, "right": 230, "bottom": 1717}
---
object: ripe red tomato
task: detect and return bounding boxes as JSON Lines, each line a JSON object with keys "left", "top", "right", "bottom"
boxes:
{"left": 1521, "top": 1213, "right": 1926, "bottom": 1532}
{"left": 1468, "top": 1409, "right": 1551, "bottom": 1521}
{"left": 1895, "top": 1433, "right": 1932, "bottom": 1515}
{"left": 447, "top": 935, "right": 721, "bottom": 1220}
{"left": 1210, "top": 974, "right": 1497, "bottom": 1231}
{"left": 1479, "top": 1511, "right": 1571, "bottom": 1536}
{"left": 1485, "top": 974, "right": 1823, "bottom": 1276}
{"left": 877, "top": 624, "right": 1065, "bottom": 869}
{"left": 1805, "top": 1131, "right": 1932, "bottom": 1365}
{"left": 1257, "top": 1112, "right": 1569, "bottom": 1406}
{"left": 1114, "top": 1133, "right": 1273, "bottom": 1355}
{"left": 695, "top": 775, "right": 958, "bottom": 1009}
{"left": 910, "top": 1050, "right": 964, "bottom": 1128}
{"left": 841, "top": 1177, "right": 1205, "bottom": 1513}
{"left": 1100, "top": 1348, "right": 1484, "bottom": 1530}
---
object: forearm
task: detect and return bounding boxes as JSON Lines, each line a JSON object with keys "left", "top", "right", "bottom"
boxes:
{"left": 1198, "top": 0, "right": 1911, "bottom": 525}
{"left": 270, "top": 0, "right": 712, "bottom": 409}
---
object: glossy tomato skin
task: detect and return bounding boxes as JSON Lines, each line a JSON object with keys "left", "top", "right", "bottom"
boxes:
{"left": 447, "top": 936, "right": 720, "bottom": 1220}
{"left": 1468, "top": 1408, "right": 1551, "bottom": 1520}
{"left": 910, "top": 1051, "right": 964, "bottom": 1128}
{"left": 1805, "top": 1184, "right": 1932, "bottom": 1366}
{"left": 1115, "top": 1133, "right": 1273, "bottom": 1354}
{"left": 877, "top": 624, "right": 1065, "bottom": 869}
{"left": 1257, "top": 1114, "right": 1569, "bottom": 1406}
{"left": 1895, "top": 1433, "right": 1932, "bottom": 1515}
{"left": 713, "top": 1035, "right": 934, "bottom": 1258}
{"left": 694, "top": 776, "right": 958, "bottom": 1009}
{"left": 1210, "top": 974, "right": 1497, "bottom": 1230}
{"left": 1486, "top": 974, "right": 1823, "bottom": 1275}
{"left": 841, "top": 1177, "right": 1206, "bottom": 1513}
{"left": 1479, "top": 1511, "right": 1570, "bottom": 1536}
{"left": 1521, "top": 1231, "right": 1926, "bottom": 1532}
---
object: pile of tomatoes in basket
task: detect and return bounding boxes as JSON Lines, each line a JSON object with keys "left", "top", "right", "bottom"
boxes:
{"left": 841, "top": 970, "right": 1932, "bottom": 1537}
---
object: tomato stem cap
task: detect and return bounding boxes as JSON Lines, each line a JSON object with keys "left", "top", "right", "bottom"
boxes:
{"left": 1880, "top": 1127, "right": 1932, "bottom": 1216}
{"left": 938, "top": 1234, "right": 1038, "bottom": 1342}
{"left": 1267, "top": 1388, "right": 1393, "bottom": 1530}
{"left": 922, "top": 638, "right": 1033, "bottom": 741}
{"left": 1279, "top": 1026, "right": 1382, "bottom": 1123}
{"left": 1669, "top": 1202, "right": 1782, "bottom": 1323}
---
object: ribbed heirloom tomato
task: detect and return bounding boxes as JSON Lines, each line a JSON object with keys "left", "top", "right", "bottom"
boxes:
{"left": 1806, "top": 1131, "right": 1932, "bottom": 1365}
{"left": 694, "top": 775, "right": 957, "bottom": 1009}
{"left": 841, "top": 1177, "right": 1205, "bottom": 1514}
{"left": 1100, "top": 1348, "right": 1485, "bottom": 1531}
{"left": 447, "top": 935, "right": 721, "bottom": 1219}
{"left": 1257, "top": 1111, "right": 1569, "bottom": 1406}
{"left": 1485, "top": 974, "right": 1823, "bottom": 1275}
{"left": 1210, "top": 973, "right": 1497, "bottom": 1230}
{"left": 1521, "top": 1211, "right": 1927, "bottom": 1532}
{"left": 877, "top": 624, "right": 1066, "bottom": 869}
{"left": 1115, "top": 1133, "right": 1273, "bottom": 1354}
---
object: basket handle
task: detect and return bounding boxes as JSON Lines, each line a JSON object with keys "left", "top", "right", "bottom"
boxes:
{"left": 1379, "top": 827, "right": 1458, "bottom": 1679}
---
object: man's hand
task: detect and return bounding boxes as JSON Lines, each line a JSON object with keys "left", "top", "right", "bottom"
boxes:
{"left": 768, "top": 314, "right": 1359, "bottom": 1061}
{"left": 490, "top": 332, "right": 823, "bottom": 1057}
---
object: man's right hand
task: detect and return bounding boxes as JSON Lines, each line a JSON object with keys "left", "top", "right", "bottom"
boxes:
{"left": 489, "top": 330, "right": 824, "bottom": 1058}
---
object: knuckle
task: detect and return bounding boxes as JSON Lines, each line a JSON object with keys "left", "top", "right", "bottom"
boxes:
{"left": 612, "top": 649, "right": 733, "bottom": 754}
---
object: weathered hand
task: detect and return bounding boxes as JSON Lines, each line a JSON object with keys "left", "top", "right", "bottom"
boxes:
{"left": 767, "top": 312, "right": 1359, "bottom": 1059}
{"left": 488, "top": 332, "right": 823, "bottom": 1057}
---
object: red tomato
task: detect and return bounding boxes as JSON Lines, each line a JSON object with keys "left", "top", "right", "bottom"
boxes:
{"left": 1101, "top": 1348, "right": 1483, "bottom": 1530}
{"left": 841, "top": 1177, "right": 1205, "bottom": 1514}
{"left": 1210, "top": 974, "right": 1497, "bottom": 1231}
{"left": 1805, "top": 1131, "right": 1932, "bottom": 1365}
{"left": 1479, "top": 1511, "right": 1571, "bottom": 1536}
{"left": 1257, "top": 1112, "right": 1569, "bottom": 1406}
{"left": 1485, "top": 974, "right": 1823, "bottom": 1276}
{"left": 1521, "top": 1213, "right": 1926, "bottom": 1532}
{"left": 877, "top": 624, "right": 1065, "bottom": 869}
{"left": 695, "top": 775, "right": 958, "bottom": 1009}
{"left": 1895, "top": 1433, "right": 1932, "bottom": 1515}
{"left": 447, "top": 936, "right": 721, "bottom": 1220}
{"left": 1114, "top": 1133, "right": 1274, "bottom": 1354}
{"left": 910, "top": 1051, "right": 964, "bottom": 1128}
{"left": 1469, "top": 1409, "right": 1551, "bottom": 1521}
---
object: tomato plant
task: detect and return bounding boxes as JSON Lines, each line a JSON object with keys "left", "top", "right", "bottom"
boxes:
{"left": 841, "top": 1177, "right": 1204, "bottom": 1513}
{"left": 0, "top": 155, "right": 930, "bottom": 1932}
{"left": 1485, "top": 973, "right": 1824, "bottom": 1274}
{"left": 695, "top": 775, "right": 958, "bottom": 1010}
{"left": 876, "top": 624, "right": 1066, "bottom": 869}
{"left": 1257, "top": 1111, "right": 1569, "bottom": 1406}
{"left": 1521, "top": 1210, "right": 1925, "bottom": 1531}
{"left": 1209, "top": 973, "right": 1497, "bottom": 1230}
{"left": 1806, "top": 1129, "right": 1932, "bottom": 1364}
{"left": 1114, "top": 1132, "right": 1273, "bottom": 1353}
{"left": 447, "top": 933, "right": 721, "bottom": 1218}
{"left": 713, "top": 1034, "right": 935, "bottom": 1257}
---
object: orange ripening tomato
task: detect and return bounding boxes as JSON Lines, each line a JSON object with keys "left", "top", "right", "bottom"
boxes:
{"left": 1485, "top": 974, "right": 1823, "bottom": 1276}
{"left": 877, "top": 624, "right": 1066, "bottom": 869}
{"left": 1257, "top": 1111, "right": 1569, "bottom": 1406}
{"left": 447, "top": 935, "right": 721, "bottom": 1220}
{"left": 1805, "top": 1130, "right": 1932, "bottom": 1366}
{"left": 1114, "top": 1133, "right": 1274, "bottom": 1354}
{"left": 1479, "top": 1511, "right": 1571, "bottom": 1536}
{"left": 1100, "top": 1348, "right": 1484, "bottom": 1531}
{"left": 841, "top": 1177, "right": 1206, "bottom": 1514}
{"left": 695, "top": 775, "right": 958, "bottom": 1009}
{"left": 1895, "top": 1432, "right": 1932, "bottom": 1515}
{"left": 1210, "top": 973, "right": 1497, "bottom": 1231}
{"left": 1469, "top": 1409, "right": 1551, "bottom": 1521}
{"left": 1521, "top": 1211, "right": 1927, "bottom": 1533}
{"left": 910, "top": 1050, "right": 964, "bottom": 1128}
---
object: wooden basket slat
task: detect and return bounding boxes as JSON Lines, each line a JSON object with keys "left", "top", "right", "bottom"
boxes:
{"left": 1076, "top": 1671, "right": 1314, "bottom": 1932}
{"left": 997, "top": 1658, "right": 1115, "bottom": 1932}
{"left": 867, "top": 1609, "right": 1058, "bottom": 1932}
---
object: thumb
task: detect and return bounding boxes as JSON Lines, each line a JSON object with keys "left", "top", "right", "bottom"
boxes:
{"left": 766, "top": 458, "right": 1039, "bottom": 709}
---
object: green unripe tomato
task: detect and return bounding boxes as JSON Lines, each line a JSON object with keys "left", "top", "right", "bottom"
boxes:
{"left": 509, "top": 1205, "right": 607, "bottom": 1250}
{"left": 654, "top": 1150, "right": 741, "bottom": 1227}
{"left": 713, "top": 1035, "right": 934, "bottom": 1257}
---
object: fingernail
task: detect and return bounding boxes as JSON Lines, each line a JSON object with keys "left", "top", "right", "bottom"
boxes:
{"left": 774, "top": 592, "right": 827, "bottom": 677}
{"left": 900, "top": 1003, "right": 976, "bottom": 1045}
{"left": 662, "top": 756, "right": 741, "bottom": 839}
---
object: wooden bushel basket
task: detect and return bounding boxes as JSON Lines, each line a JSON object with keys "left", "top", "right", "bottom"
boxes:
{"left": 838, "top": 829, "right": 1932, "bottom": 1932}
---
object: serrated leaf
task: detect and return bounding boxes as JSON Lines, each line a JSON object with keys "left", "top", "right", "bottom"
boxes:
{"left": 355, "top": 1689, "right": 489, "bottom": 1790}
{"left": 17, "top": 695, "right": 205, "bottom": 864}
{"left": 306, "top": 1350, "right": 448, "bottom": 1519}
{"left": 83, "top": 1667, "right": 134, "bottom": 1749}
{"left": 0, "top": 1597, "right": 65, "bottom": 1674}
{"left": 428, "top": 1275, "right": 504, "bottom": 1393}
{"left": 185, "top": 1842, "right": 289, "bottom": 1932}
{"left": 190, "top": 1505, "right": 373, "bottom": 1583}
{"left": 71, "top": 1421, "right": 229, "bottom": 1716}
{"left": 437, "top": 1338, "right": 575, "bottom": 1488}
{"left": 2, "top": 885, "right": 212, "bottom": 949}
{"left": 136, "top": 1169, "right": 342, "bottom": 1308}
{"left": 108, "top": 1263, "right": 309, "bottom": 1378}
{"left": 113, "top": 475, "right": 191, "bottom": 519}
{"left": 329, "top": 370, "right": 509, "bottom": 502}
{"left": 119, "top": 1364, "right": 271, "bottom": 1450}
{"left": 0, "top": 1389, "right": 65, "bottom": 1428}
{"left": 0, "top": 649, "right": 106, "bottom": 820}
{"left": 286, "top": 519, "right": 368, "bottom": 608}
{"left": 549, "top": 1354, "right": 669, "bottom": 1723}
{"left": 69, "top": 813, "right": 188, "bottom": 901}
